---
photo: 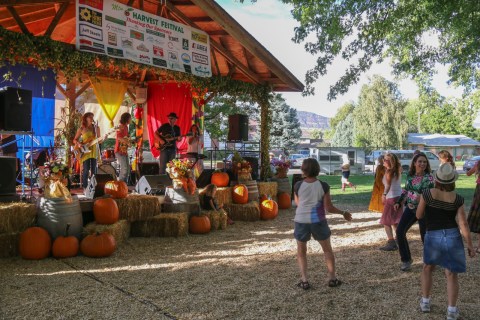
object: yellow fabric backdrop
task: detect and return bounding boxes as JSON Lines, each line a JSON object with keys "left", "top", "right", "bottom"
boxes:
{"left": 89, "top": 76, "right": 129, "bottom": 127}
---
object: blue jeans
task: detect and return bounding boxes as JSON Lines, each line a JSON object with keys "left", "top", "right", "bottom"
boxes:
{"left": 159, "top": 148, "right": 176, "bottom": 174}
{"left": 115, "top": 152, "right": 130, "bottom": 183}
{"left": 82, "top": 158, "right": 97, "bottom": 188}
{"left": 396, "top": 206, "right": 426, "bottom": 263}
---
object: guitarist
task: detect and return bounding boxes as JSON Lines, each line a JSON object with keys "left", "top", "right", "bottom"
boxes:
{"left": 73, "top": 112, "right": 101, "bottom": 189}
{"left": 155, "top": 112, "right": 181, "bottom": 174}
{"left": 114, "top": 112, "right": 132, "bottom": 184}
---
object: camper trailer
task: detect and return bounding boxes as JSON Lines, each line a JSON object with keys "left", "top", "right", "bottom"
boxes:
{"left": 310, "top": 147, "right": 366, "bottom": 175}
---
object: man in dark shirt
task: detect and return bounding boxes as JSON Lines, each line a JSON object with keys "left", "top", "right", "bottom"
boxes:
{"left": 154, "top": 112, "right": 181, "bottom": 174}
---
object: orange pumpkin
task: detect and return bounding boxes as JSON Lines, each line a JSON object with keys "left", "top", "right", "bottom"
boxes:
{"left": 19, "top": 227, "right": 52, "bottom": 260}
{"left": 80, "top": 232, "right": 116, "bottom": 258}
{"left": 189, "top": 215, "right": 211, "bottom": 234}
{"left": 93, "top": 198, "right": 119, "bottom": 225}
{"left": 52, "top": 224, "right": 79, "bottom": 258}
{"left": 277, "top": 192, "right": 292, "bottom": 209}
{"left": 211, "top": 172, "right": 229, "bottom": 187}
{"left": 104, "top": 180, "right": 128, "bottom": 199}
{"left": 259, "top": 194, "right": 268, "bottom": 203}
{"left": 260, "top": 199, "right": 279, "bottom": 220}
{"left": 232, "top": 184, "right": 248, "bottom": 204}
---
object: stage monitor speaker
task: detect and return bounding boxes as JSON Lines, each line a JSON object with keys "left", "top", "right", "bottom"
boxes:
{"left": 84, "top": 174, "right": 115, "bottom": 199}
{"left": 243, "top": 156, "right": 259, "bottom": 181}
{"left": 0, "top": 87, "right": 32, "bottom": 132}
{"left": 228, "top": 114, "right": 248, "bottom": 141}
{"left": 0, "top": 157, "right": 16, "bottom": 195}
{"left": 196, "top": 169, "right": 215, "bottom": 188}
{"left": 139, "top": 162, "right": 159, "bottom": 176}
{"left": 291, "top": 173, "right": 303, "bottom": 200}
{"left": 135, "top": 175, "right": 172, "bottom": 195}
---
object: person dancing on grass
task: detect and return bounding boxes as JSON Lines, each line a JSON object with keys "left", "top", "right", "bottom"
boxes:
{"left": 293, "top": 158, "right": 352, "bottom": 290}
{"left": 466, "top": 158, "right": 480, "bottom": 253}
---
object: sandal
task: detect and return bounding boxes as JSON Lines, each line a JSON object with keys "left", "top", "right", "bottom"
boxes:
{"left": 297, "top": 281, "right": 311, "bottom": 290}
{"left": 328, "top": 278, "right": 342, "bottom": 287}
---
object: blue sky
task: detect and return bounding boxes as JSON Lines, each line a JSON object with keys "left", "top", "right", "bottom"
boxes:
{"left": 217, "top": 0, "right": 463, "bottom": 118}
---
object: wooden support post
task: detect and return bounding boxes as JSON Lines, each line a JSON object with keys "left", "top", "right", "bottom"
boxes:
{"left": 259, "top": 98, "right": 271, "bottom": 181}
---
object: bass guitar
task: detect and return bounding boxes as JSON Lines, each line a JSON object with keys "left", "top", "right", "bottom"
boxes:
{"left": 119, "top": 136, "right": 142, "bottom": 153}
{"left": 72, "top": 127, "right": 117, "bottom": 160}
{"left": 155, "top": 133, "right": 193, "bottom": 151}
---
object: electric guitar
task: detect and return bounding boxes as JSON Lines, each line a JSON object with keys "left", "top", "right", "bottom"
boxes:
{"left": 119, "top": 136, "right": 141, "bottom": 153}
{"left": 155, "top": 133, "right": 193, "bottom": 151}
{"left": 72, "top": 127, "right": 118, "bottom": 160}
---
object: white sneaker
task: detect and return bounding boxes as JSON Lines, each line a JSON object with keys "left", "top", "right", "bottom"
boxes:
{"left": 446, "top": 309, "right": 459, "bottom": 320}
{"left": 419, "top": 299, "right": 430, "bottom": 313}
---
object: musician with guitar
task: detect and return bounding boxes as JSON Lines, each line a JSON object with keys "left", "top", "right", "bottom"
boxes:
{"left": 73, "top": 112, "right": 101, "bottom": 189}
{"left": 155, "top": 112, "right": 181, "bottom": 174}
{"left": 114, "top": 112, "right": 132, "bottom": 184}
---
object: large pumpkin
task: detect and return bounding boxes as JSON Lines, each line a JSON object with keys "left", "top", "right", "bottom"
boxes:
{"left": 52, "top": 224, "right": 79, "bottom": 258}
{"left": 189, "top": 215, "right": 211, "bottom": 234}
{"left": 104, "top": 180, "right": 128, "bottom": 199}
{"left": 93, "top": 198, "right": 119, "bottom": 225}
{"left": 211, "top": 172, "right": 229, "bottom": 187}
{"left": 232, "top": 184, "right": 248, "bottom": 204}
{"left": 260, "top": 199, "right": 279, "bottom": 220}
{"left": 19, "top": 227, "right": 52, "bottom": 260}
{"left": 277, "top": 192, "right": 292, "bottom": 209}
{"left": 80, "top": 232, "right": 116, "bottom": 258}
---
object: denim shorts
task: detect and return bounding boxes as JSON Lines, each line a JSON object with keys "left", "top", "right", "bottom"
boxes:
{"left": 424, "top": 228, "right": 466, "bottom": 273}
{"left": 294, "top": 220, "right": 331, "bottom": 242}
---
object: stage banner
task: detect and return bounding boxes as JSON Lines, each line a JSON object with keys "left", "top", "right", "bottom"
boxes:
{"left": 76, "top": 0, "right": 212, "bottom": 77}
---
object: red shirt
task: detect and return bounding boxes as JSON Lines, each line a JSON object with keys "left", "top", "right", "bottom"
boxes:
{"left": 114, "top": 124, "right": 129, "bottom": 154}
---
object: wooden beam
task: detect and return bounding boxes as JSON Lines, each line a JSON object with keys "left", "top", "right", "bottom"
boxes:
{"left": 139, "top": 69, "right": 147, "bottom": 82}
{"left": 55, "top": 82, "right": 67, "bottom": 98}
{"left": 74, "top": 81, "right": 91, "bottom": 100}
{"left": 6, "top": 6, "right": 30, "bottom": 34}
{"left": 0, "top": 0, "right": 69, "bottom": 5}
{"left": 126, "top": 88, "right": 135, "bottom": 102}
{"left": 44, "top": 1, "right": 69, "bottom": 37}
{"left": 211, "top": 49, "right": 220, "bottom": 76}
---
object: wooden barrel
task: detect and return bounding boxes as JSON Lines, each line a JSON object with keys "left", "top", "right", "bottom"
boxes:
{"left": 37, "top": 196, "right": 83, "bottom": 240}
{"left": 243, "top": 180, "right": 259, "bottom": 202}
{"left": 274, "top": 177, "right": 291, "bottom": 195}
{"left": 163, "top": 187, "right": 200, "bottom": 216}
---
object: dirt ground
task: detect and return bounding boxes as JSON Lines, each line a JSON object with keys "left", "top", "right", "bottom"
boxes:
{"left": 1, "top": 203, "right": 479, "bottom": 320}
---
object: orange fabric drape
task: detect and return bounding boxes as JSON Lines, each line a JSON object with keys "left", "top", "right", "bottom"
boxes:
{"left": 89, "top": 76, "right": 129, "bottom": 127}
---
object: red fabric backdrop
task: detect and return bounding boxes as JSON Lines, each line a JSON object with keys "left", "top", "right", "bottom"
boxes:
{"left": 147, "top": 83, "right": 193, "bottom": 158}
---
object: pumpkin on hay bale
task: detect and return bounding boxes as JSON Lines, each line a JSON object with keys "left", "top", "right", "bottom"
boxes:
{"left": 232, "top": 184, "right": 248, "bottom": 204}
{"left": 260, "top": 199, "right": 279, "bottom": 220}
{"left": 257, "top": 182, "right": 277, "bottom": 201}
{"left": 130, "top": 213, "right": 188, "bottom": 237}
{"left": 19, "top": 227, "right": 52, "bottom": 260}
{"left": 114, "top": 194, "right": 161, "bottom": 222}
{"left": 224, "top": 201, "right": 260, "bottom": 221}
{"left": 211, "top": 171, "right": 229, "bottom": 187}
{"left": 81, "top": 232, "right": 116, "bottom": 258}
{"left": 0, "top": 202, "right": 36, "bottom": 233}
{"left": 0, "top": 233, "right": 20, "bottom": 258}
{"left": 104, "top": 180, "right": 128, "bottom": 199}
{"left": 93, "top": 198, "right": 119, "bottom": 225}
{"left": 84, "top": 220, "right": 130, "bottom": 246}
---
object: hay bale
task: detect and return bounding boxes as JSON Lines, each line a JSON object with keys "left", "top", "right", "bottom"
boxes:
{"left": 130, "top": 213, "right": 188, "bottom": 237}
{"left": 0, "top": 202, "right": 36, "bottom": 233}
{"left": 257, "top": 182, "right": 277, "bottom": 200}
{"left": 215, "top": 187, "right": 232, "bottom": 206}
{"left": 201, "top": 209, "right": 228, "bottom": 230}
{"left": 83, "top": 220, "right": 131, "bottom": 246}
{"left": 224, "top": 201, "right": 260, "bottom": 221}
{"left": 0, "top": 233, "right": 20, "bottom": 258}
{"left": 114, "top": 194, "right": 161, "bottom": 222}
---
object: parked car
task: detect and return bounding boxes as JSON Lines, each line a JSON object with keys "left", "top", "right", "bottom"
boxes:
{"left": 386, "top": 150, "right": 441, "bottom": 172}
{"left": 289, "top": 154, "right": 309, "bottom": 168}
{"left": 463, "top": 156, "right": 480, "bottom": 172}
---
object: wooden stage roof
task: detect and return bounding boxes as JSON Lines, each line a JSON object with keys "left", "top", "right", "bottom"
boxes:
{"left": 0, "top": 0, "right": 304, "bottom": 92}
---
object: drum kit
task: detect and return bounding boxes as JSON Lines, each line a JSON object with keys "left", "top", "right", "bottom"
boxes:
{"left": 100, "top": 148, "right": 118, "bottom": 180}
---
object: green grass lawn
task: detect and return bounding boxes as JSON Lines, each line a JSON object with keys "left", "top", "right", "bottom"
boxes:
{"left": 288, "top": 173, "right": 477, "bottom": 208}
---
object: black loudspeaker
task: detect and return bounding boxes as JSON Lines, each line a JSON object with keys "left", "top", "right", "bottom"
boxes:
{"left": 291, "top": 173, "right": 303, "bottom": 200}
{"left": 84, "top": 174, "right": 115, "bottom": 199}
{"left": 196, "top": 169, "right": 215, "bottom": 188}
{"left": 228, "top": 114, "right": 249, "bottom": 141}
{"left": 139, "top": 162, "right": 159, "bottom": 175}
{"left": 135, "top": 175, "right": 172, "bottom": 195}
{"left": 243, "top": 156, "right": 259, "bottom": 181}
{"left": 0, "top": 157, "right": 16, "bottom": 195}
{"left": 0, "top": 87, "right": 32, "bottom": 132}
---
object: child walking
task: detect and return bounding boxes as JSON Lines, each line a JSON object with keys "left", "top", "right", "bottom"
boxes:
{"left": 294, "top": 158, "right": 352, "bottom": 290}
{"left": 200, "top": 184, "right": 234, "bottom": 225}
{"left": 341, "top": 163, "right": 356, "bottom": 191}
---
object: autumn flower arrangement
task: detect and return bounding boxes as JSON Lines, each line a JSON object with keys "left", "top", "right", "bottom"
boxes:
{"left": 42, "top": 159, "right": 70, "bottom": 181}
{"left": 40, "top": 159, "right": 72, "bottom": 200}
{"left": 166, "top": 158, "right": 193, "bottom": 179}
{"left": 271, "top": 159, "right": 291, "bottom": 178}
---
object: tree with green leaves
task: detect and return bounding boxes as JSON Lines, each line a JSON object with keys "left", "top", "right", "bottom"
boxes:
{"left": 268, "top": 94, "right": 302, "bottom": 152}
{"left": 329, "top": 102, "right": 355, "bottom": 130}
{"left": 353, "top": 75, "right": 407, "bottom": 149}
{"left": 331, "top": 114, "right": 355, "bottom": 147}
{"left": 282, "top": 0, "right": 480, "bottom": 99}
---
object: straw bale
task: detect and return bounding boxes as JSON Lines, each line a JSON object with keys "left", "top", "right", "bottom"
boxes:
{"left": 83, "top": 220, "right": 130, "bottom": 246}
{"left": 0, "top": 202, "right": 36, "bottom": 233}
{"left": 114, "top": 194, "right": 161, "bottom": 222}
{"left": 130, "top": 213, "right": 188, "bottom": 237}
{"left": 215, "top": 187, "right": 232, "bottom": 206}
{"left": 257, "top": 182, "right": 277, "bottom": 200}
{"left": 0, "top": 233, "right": 20, "bottom": 258}
{"left": 200, "top": 209, "right": 228, "bottom": 230}
{"left": 224, "top": 201, "right": 260, "bottom": 221}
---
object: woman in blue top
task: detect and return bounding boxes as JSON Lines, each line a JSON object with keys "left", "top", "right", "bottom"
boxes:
{"left": 293, "top": 158, "right": 352, "bottom": 290}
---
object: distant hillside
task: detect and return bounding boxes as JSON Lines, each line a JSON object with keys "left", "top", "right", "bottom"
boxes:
{"left": 296, "top": 111, "right": 330, "bottom": 129}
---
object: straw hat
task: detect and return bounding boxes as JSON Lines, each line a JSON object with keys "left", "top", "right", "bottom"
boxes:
{"left": 434, "top": 163, "right": 458, "bottom": 184}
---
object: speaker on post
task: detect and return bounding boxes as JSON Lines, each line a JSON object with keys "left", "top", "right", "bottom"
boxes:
{"left": 0, "top": 157, "right": 16, "bottom": 195}
{"left": 228, "top": 114, "right": 249, "bottom": 141}
{"left": 195, "top": 169, "right": 215, "bottom": 188}
{"left": 84, "top": 174, "right": 115, "bottom": 199}
{"left": 0, "top": 87, "right": 32, "bottom": 132}
{"left": 135, "top": 175, "right": 172, "bottom": 195}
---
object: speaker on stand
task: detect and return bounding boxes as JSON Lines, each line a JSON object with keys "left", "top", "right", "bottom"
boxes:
{"left": 0, "top": 157, "right": 17, "bottom": 196}
{"left": 0, "top": 87, "right": 32, "bottom": 132}
{"left": 228, "top": 114, "right": 249, "bottom": 141}
{"left": 135, "top": 175, "right": 172, "bottom": 195}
